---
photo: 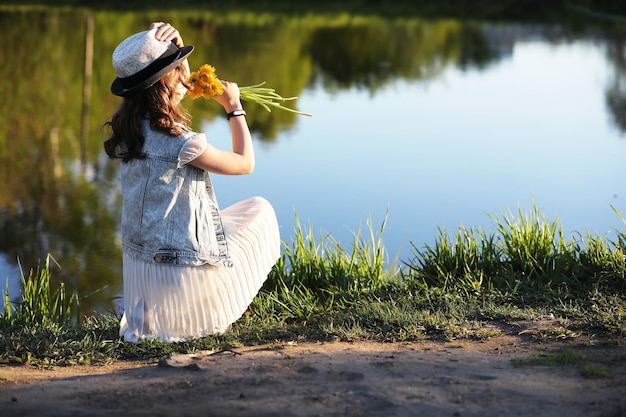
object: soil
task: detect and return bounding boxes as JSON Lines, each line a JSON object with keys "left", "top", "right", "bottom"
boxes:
{"left": 1, "top": 324, "right": 625, "bottom": 417}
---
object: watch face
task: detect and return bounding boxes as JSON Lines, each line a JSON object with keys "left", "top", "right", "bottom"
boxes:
{"left": 227, "top": 109, "right": 246, "bottom": 119}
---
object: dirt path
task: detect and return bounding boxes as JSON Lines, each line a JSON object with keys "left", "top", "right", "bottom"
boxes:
{"left": 1, "top": 334, "right": 625, "bottom": 417}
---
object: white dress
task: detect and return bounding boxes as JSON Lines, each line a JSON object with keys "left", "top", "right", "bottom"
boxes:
{"left": 119, "top": 135, "right": 281, "bottom": 343}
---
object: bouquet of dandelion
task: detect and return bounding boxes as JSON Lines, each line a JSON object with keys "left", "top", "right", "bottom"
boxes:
{"left": 186, "top": 64, "right": 312, "bottom": 117}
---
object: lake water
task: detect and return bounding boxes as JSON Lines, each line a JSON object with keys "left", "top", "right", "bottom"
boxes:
{"left": 211, "top": 38, "right": 625, "bottom": 258}
{"left": 1, "top": 12, "right": 625, "bottom": 312}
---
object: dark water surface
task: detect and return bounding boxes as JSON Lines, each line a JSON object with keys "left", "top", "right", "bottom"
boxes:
{"left": 1, "top": 9, "right": 625, "bottom": 312}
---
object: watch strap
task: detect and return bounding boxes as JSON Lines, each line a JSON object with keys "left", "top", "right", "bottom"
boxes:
{"left": 226, "top": 109, "right": 246, "bottom": 120}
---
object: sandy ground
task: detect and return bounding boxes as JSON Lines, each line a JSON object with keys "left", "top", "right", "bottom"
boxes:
{"left": 1, "top": 330, "right": 625, "bottom": 417}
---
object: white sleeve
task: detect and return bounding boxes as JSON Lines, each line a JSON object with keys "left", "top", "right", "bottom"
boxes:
{"left": 179, "top": 133, "right": 208, "bottom": 167}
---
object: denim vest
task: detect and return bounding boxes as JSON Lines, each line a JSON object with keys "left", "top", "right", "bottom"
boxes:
{"left": 120, "top": 121, "right": 232, "bottom": 267}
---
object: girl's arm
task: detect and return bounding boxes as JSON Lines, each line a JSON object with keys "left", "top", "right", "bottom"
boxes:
{"left": 188, "top": 81, "right": 255, "bottom": 175}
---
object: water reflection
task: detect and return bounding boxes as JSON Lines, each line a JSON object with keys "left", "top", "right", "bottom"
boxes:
{"left": 0, "top": 9, "right": 624, "bottom": 313}
{"left": 606, "top": 34, "right": 626, "bottom": 134}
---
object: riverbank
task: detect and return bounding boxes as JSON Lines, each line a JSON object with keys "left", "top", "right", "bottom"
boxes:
{"left": 1, "top": 206, "right": 625, "bottom": 368}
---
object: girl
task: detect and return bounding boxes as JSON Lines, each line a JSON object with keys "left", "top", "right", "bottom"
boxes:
{"left": 104, "top": 23, "right": 281, "bottom": 342}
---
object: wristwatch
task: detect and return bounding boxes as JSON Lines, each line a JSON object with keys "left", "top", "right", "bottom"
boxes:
{"left": 226, "top": 109, "right": 246, "bottom": 120}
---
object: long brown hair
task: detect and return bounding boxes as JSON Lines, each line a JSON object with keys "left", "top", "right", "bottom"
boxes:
{"left": 103, "top": 65, "right": 191, "bottom": 162}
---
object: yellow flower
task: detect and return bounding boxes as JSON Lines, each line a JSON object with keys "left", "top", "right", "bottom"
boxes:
{"left": 186, "top": 64, "right": 312, "bottom": 117}
{"left": 187, "top": 64, "right": 223, "bottom": 99}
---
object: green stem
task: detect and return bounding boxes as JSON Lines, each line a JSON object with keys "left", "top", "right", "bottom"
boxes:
{"left": 239, "top": 82, "right": 312, "bottom": 117}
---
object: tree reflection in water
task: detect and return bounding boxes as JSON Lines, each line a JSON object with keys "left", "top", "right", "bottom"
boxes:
{"left": 0, "top": 9, "right": 624, "bottom": 312}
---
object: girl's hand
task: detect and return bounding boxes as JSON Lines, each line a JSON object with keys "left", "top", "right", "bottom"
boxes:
{"left": 150, "top": 22, "right": 184, "bottom": 48}
{"left": 213, "top": 80, "right": 243, "bottom": 113}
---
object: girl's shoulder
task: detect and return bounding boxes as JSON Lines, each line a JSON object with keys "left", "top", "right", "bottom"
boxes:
{"left": 143, "top": 125, "right": 197, "bottom": 157}
{"left": 179, "top": 132, "right": 207, "bottom": 166}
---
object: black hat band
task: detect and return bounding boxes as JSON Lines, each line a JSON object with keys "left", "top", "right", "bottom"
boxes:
{"left": 118, "top": 50, "right": 182, "bottom": 90}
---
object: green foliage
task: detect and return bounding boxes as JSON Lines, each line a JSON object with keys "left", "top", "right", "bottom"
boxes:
{"left": 265, "top": 213, "right": 398, "bottom": 297}
{"left": 1, "top": 209, "right": 625, "bottom": 366}
{"left": 0, "top": 256, "right": 122, "bottom": 366}
{"left": 1, "top": 255, "right": 78, "bottom": 327}
{"left": 404, "top": 204, "right": 626, "bottom": 302}
{"left": 4, "top": 0, "right": 626, "bottom": 25}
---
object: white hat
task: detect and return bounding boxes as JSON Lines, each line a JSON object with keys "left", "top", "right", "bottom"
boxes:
{"left": 111, "top": 28, "right": 193, "bottom": 97}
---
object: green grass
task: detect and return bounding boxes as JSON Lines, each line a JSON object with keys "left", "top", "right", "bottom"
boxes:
{"left": 1, "top": 205, "right": 625, "bottom": 366}
{"left": 579, "top": 366, "right": 610, "bottom": 378}
{"left": 513, "top": 349, "right": 613, "bottom": 379}
{"left": 405, "top": 205, "right": 626, "bottom": 302}
{"left": 0, "top": 256, "right": 123, "bottom": 366}
{"left": 512, "top": 349, "right": 588, "bottom": 367}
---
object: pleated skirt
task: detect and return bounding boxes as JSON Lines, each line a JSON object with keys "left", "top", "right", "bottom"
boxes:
{"left": 119, "top": 196, "right": 281, "bottom": 343}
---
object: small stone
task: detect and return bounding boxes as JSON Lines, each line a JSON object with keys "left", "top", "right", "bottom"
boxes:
{"left": 158, "top": 354, "right": 205, "bottom": 370}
